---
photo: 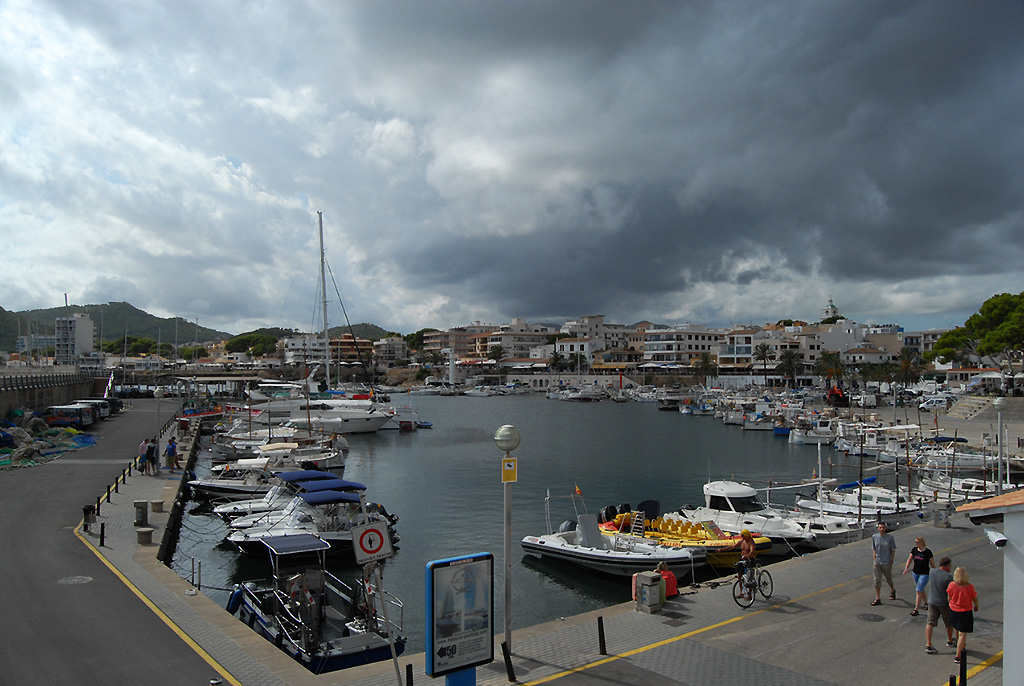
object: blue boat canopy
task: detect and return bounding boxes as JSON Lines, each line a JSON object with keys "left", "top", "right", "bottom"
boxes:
{"left": 276, "top": 470, "right": 335, "bottom": 483}
{"left": 261, "top": 534, "right": 331, "bottom": 555}
{"left": 299, "top": 490, "right": 362, "bottom": 505}
{"left": 299, "top": 479, "right": 367, "bottom": 493}
{"left": 837, "top": 476, "right": 878, "bottom": 490}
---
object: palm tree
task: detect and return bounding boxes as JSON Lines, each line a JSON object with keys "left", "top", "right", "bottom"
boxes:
{"left": 548, "top": 349, "right": 565, "bottom": 372}
{"left": 693, "top": 351, "right": 719, "bottom": 388}
{"left": 753, "top": 342, "right": 776, "bottom": 387}
{"left": 489, "top": 345, "right": 507, "bottom": 384}
{"left": 813, "top": 351, "right": 845, "bottom": 388}
{"left": 776, "top": 349, "right": 802, "bottom": 389}
{"left": 569, "top": 352, "right": 587, "bottom": 373}
{"left": 895, "top": 347, "right": 925, "bottom": 423}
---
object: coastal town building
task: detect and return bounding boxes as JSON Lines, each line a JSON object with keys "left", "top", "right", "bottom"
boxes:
{"left": 373, "top": 336, "right": 408, "bottom": 368}
{"left": 281, "top": 334, "right": 325, "bottom": 367}
{"left": 642, "top": 324, "right": 726, "bottom": 366}
{"left": 54, "top": 313, "right": 95, "bottom": 366}
{"left": 423, "top": 323, "right": 498, "bottom": 359}
{"left": 559, "top": 315, "right": 630, "bottom": 350}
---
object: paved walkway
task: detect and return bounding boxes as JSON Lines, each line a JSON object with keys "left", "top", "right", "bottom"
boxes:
{"left": 3, "top": 400, "right": 1008, "bottom": 685}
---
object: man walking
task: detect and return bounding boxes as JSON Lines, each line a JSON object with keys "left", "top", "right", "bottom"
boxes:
{"left": 925, "top": 557, "right": 956, "bottom": 654}
{"left": 871, "top": 522, "right": 897, "bottom": 605}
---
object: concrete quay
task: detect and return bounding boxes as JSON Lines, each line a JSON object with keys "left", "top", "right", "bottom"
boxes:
{"left": 2, "top": 399, "right": 1007, "bottom": 686}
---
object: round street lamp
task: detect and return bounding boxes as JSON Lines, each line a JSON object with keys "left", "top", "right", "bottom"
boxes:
{"left": 993, "top": 396, "right": 1006, "bottom": 494}
{"left": 494, "top": 424, "right": 521, "bottom": 653}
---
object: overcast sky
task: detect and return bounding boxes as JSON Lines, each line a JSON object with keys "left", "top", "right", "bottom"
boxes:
{"left": 3, "top": 1, "right": 1023, "bottom": 336}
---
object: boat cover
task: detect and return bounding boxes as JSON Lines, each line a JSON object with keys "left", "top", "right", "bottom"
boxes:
{"left": 277, "top": 470, "right": 336, "bottom": 483}
{"left": 262, "top": 534, "right": 331, "bottom": 556}
{"left": 299, "top": 490, "right": 362, "bottom": 505}
{"left": 299, "top": 479, "right": 367, "bottom": 493}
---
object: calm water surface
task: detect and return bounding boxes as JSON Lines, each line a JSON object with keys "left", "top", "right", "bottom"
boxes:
{"left": 173, "top": 393, "right": 879, "bottom": 652}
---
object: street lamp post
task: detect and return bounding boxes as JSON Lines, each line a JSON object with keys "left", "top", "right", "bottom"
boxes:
{"left": 154, "top": 387, "right": 165, "bottom": 459}
{"left": 494, "top": 424, "right": 521, "bottom": 653}
{"left": 993, "top": 396, "right": 1006, "bottom": 495}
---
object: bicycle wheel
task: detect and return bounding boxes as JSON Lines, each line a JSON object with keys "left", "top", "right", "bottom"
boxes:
{"left": 732, "top": 579, "right": 755, "bottom": 608}
{"left": 758, "top": 569, "right": 773, "bottom": 599}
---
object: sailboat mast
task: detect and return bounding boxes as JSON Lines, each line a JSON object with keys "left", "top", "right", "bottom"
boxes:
{"left": 318, "top": 211, "right": 330, "bottom": 389}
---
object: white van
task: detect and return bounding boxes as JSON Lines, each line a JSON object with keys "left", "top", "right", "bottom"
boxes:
{"left": 918, "top": 397, "right": 949, "bottom": 412}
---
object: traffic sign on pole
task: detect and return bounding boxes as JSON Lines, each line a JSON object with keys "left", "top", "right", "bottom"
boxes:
{"left": 352, "top": 522, "right": 393, "bottom": 564}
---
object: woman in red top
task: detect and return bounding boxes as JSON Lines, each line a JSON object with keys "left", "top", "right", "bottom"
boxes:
{"left": 946, "top": 566, "right": 979, "bottom": 665}
{"left": 655, "top": 562, "right": 678, "bottom": 598}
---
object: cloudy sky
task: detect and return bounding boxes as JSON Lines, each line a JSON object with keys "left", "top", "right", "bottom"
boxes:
{"left": 3, "top": 1, "right": 1023, "bottom": 336}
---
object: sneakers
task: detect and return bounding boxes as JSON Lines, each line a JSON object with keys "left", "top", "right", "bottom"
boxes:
{"left": 925, "top": 646, "right": 938, "bottom": 655}
{"left": 947, "top": 640, "right": 957, "bottom": 647}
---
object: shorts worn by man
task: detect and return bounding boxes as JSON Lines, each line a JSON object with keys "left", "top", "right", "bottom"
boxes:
{"left": 924, "top": 557, "right": 955, "bottom": 654}
{"left": 871, "top": 522, "right": 897, "bottom": 606}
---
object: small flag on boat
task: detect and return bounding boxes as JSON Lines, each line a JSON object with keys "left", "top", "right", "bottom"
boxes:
{"left": 575, "top": 483, "right": 582, "bottom": 495}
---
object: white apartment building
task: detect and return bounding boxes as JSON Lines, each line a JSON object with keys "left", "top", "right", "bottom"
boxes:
{"left": 555, "top": 337, "right": 603, "bottom": 367}
{"left": 559, "top": 315, "right": 630, "bottom": 351}
{"left": 282, "top": 334, "right": 326, "bottom": 367}
{"left": 374, "top": 336, "right": 408, "bottom": 368}
{"left": 54, "top": 313, "right": 95, "bottom": 366}
{"left": 642, "top": 324, "right": 726, "bottom": 365}
{"left": 423, "top": 324, "right": 497, "bottom": 359}
{"left": 476, "top": 318, "right": 558, "bottom": 360}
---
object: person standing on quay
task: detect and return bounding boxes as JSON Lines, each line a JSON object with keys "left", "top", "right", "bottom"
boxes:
{"left": 164, "top": 436, "right": 181, "bottom": 472}
{"left": 871, "top": 522, "right": 897, "bottom": 606}
{"left": 924, "top": 557, "right": 955, "bottom": 655}
{"left": 138, "top": 438, "right": 148, "bottom": 472}
{"left": 902, "top": 536, "right": 935, "bottom": 615}
{"left": 947, "top": 567, "right": 979, "bottom": 665}
{"left": 145, "top": 437, "right": 158, "bottom": 475}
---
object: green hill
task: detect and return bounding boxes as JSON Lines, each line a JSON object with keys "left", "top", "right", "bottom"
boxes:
{"left": 0, "top": 302, "right": 402, "bottom": 353}
{"left": 0, "top": 302, "right": 233, "bottom": 352}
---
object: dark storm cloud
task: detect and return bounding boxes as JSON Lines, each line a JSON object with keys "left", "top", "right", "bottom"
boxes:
{"left": 3, "top": 1, "right": 1023, "bottom": 333}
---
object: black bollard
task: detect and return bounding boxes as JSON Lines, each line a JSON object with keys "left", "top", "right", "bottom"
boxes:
{"left": 598, "top": 615, "right": 607, "bottom": 655}
{"left": 114, "top": 478, "right": 119, "bottom": 494}
{"left": 406, "top": 663, "right": 413, "bottom": 686}
{"left": 959, "top": 655, "right": 966, "bottom": 684}
{"left": 948, "top": 676, "right": 955, "bottom": 686}
{"left": 99, "top": 522, "right": 106, "bottom": 547}
{"left": 501, "top": 641, "right": 515, "bottom": 683}
{"left": 96, "top": 495, "right": 101, "bottom": 517}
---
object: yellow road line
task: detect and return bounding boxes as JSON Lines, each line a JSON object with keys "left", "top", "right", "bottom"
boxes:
{"left": 75, "top": 522, "right": 242, "bottom": 686}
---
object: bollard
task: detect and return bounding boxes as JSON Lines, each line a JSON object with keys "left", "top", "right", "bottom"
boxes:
{"left": 597, "top": 615, "right": 607, "bottom": 655}
{"left": 406, "top": 663, "right": 413, "bottom": 686}
{"left": 500, "top": 641, "right": 515, "bottom": 683}
{"left": 96, "top": 495, "right": 101, "bottom": 517}
{"left": 949, "top": 676, "right": 955, "bottom": 686}
{"left": 99, "top": 522, "right": 106, "bottom": 547}
{"left": 959, "top": 655, "right": 966, "bottom": 683}
{"left": 134, "top": 500, "right": 149, "bottom": 528}
{"left": 114, "top": 478, "right": 119, "bottom": 494}
{"left": 106, "top": 484, "right": 111, "bottom": 503}
{"left": 122, "top": 469, "right": 127, "bottom": 484}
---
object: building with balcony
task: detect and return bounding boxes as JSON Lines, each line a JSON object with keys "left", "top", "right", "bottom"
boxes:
{"left": 54, "top": 313, "right": 95, "bottom": 366}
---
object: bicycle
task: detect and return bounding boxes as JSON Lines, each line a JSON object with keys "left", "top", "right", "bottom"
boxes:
{"left": 732, "top": 560, "right": 773, "bottom": 608}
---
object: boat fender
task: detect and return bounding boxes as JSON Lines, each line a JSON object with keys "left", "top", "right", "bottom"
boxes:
{"left": 226, "top": 585, "right": 244, "bottom": 615}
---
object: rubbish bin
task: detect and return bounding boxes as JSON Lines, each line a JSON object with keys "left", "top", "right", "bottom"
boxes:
{"left": 82, "top": 505, "right": 96, "bottom": 531}
{"left": 134, "top": 500, "right": 149, "bottom": 528}
{"left": 635, "top": 571, "right": 662, "bottom": 614}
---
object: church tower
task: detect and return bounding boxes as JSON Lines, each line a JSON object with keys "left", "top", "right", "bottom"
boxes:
{"left": 822, "top": 297, "right": 840, "bottom": 320}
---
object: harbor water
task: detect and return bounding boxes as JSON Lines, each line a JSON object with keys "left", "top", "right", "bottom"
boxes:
{"left": 171, "top": 393, "right": 901, "bottom": 653}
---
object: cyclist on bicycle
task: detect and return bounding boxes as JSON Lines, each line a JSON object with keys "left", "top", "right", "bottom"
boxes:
{"left": 735, "top": 529, "right": 758, "bottom": 599}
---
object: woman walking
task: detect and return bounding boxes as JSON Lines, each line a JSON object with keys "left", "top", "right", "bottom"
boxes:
{"left": 947, "top": 566, "right": 979, "bottom": 664}
{"left": 902, "top": 536, "right": 935, "bottom": 615}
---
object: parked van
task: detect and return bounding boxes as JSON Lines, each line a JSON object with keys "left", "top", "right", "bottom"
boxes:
{"left": 918, "top": 397, "right": 950, "bottom": 412}
{"left": 41, "top": 405, "right": 94, "bottom": 429}
{"left": 75, "top": 399, "right": 110, "bottom": 419}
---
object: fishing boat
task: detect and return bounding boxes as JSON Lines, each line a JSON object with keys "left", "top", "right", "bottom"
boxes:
{"left": 228, "top": 534, "right": 405, "bottom": 673}
{"left": 678, "top": 480, "right": 863, "bottom": 554}
{"left": 793, "top": 476, "right": 925, "bottom": 528}
{"left": 226, "top": 490, "right": 399, "bottom": 556}
{"left": 212, "top": 478, "right": 366, "bottom": 522}
{"left": 188, "top": 468, "right": 337, "bottom": 501}
{"left": 521, "top": 513, "right": 706, "bottom": 577}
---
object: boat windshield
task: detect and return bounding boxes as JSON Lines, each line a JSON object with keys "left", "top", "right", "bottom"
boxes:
{"left": 730, "top": 495, "right": 767, "bottom": 513}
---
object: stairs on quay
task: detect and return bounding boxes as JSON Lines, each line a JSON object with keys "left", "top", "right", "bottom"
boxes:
{"left": 947, "top": 396, "right": 1024, "bottom": 422}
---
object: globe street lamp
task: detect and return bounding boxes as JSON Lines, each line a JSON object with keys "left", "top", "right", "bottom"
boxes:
{"left": 494, "top": 424, "right": 521, "bottom": 653}
{"left": 993, "top": 396, "right": 1006, "bottom": 495}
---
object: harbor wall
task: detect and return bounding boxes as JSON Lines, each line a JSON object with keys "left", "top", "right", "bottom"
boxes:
{"left": 0, "top": 369, "right": 95, "bottom": 418}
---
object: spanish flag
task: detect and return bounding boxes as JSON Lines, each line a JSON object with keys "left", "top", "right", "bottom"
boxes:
{"left": 574, "top": 483, "right": 582, "bottom": 496}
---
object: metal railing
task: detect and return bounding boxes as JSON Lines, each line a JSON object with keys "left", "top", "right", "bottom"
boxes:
{"left": 0, "top": 372, "right": 92, "bottom": 392}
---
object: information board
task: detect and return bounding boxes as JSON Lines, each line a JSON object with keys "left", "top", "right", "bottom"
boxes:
{"left": 424, "top": 553, "right": 494, "bottom": 678}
